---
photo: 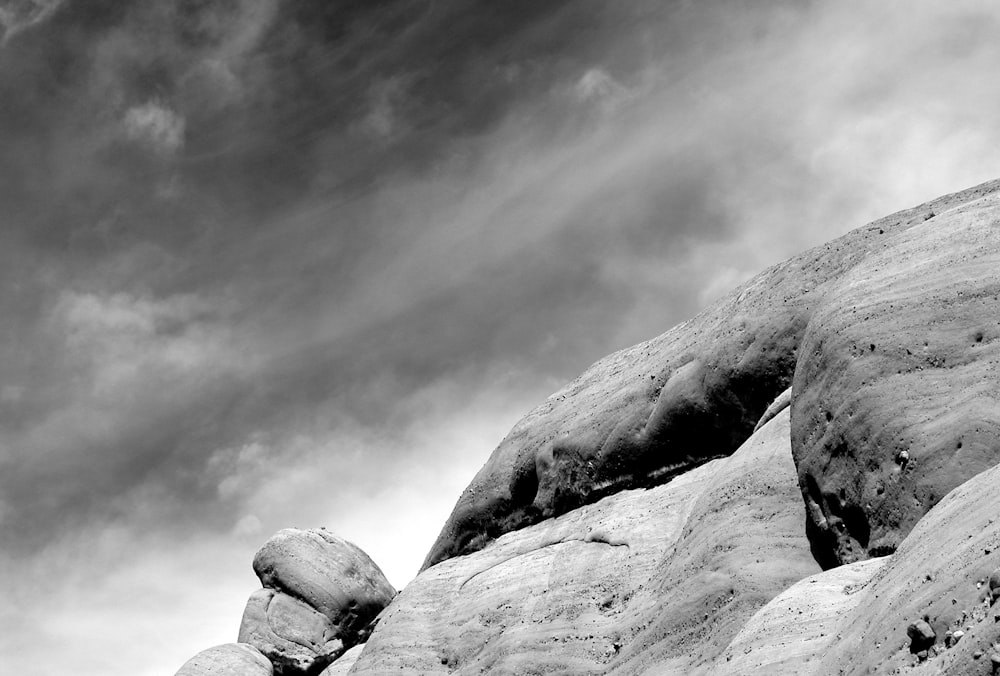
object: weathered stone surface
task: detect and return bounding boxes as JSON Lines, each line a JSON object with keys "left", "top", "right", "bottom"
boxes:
{"left": 175, "top": 643, "right": 273, "bottom": 676}
{"left": 350, "top": 405, "right": 819, "bottom": 674}
{"left": 424, "top": 178, "right": 1000, "bottom": 570}
{"left": 792, "top": 190, "right": 1000, "bottom": 566}
{"left": 238, "top": 589, "right": 344, "bottom": 675}
{"left": 239, "top": 528, "right": 395, "bottom": 675}
{"left": 318, "top": 644, "right": 365, "bottom": 675}
{"left": 712, "top": 558, "right": 887, "bottom": 676}
{"left": 810, "top": 459, "right": 1000, "bottom": 675}
{"left": 715, "top": 457, "right": 1000, "bottom": 675}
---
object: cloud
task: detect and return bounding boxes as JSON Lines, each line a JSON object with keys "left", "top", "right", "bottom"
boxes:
{"left": 0, "top": 0, "right": 62, "bottom": 43}
{"left": 122, "top": 101, "right": 186, "bottom": 156}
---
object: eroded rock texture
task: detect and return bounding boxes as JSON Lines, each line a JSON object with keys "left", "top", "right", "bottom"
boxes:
{"left": 426, "top": 179, "right": 1000, "bottom": 571}
{"left": 791, "top": 192, "right": 1000, "bottom": 566}
{"left": 350, "top": 405, "right": 819, "bottom": 674}
{"left": 713, "top": 557, "right": 889, "bottom": 675}
{"left": 238, "top": 529, "right": 395, "bottom": 675}
{"left": 174, "top": 643, "right": 273, "bottom": 676}
{"left": 719, "top": 455, "right": 1000, "bottom": 675}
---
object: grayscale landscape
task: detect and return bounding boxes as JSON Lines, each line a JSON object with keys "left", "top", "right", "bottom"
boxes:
{"left": 2, "top": 2, "right": 1000, "bottom": 675}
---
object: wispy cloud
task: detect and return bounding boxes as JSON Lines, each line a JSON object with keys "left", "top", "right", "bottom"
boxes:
{"left": 0, "top": 0, "right": 63, "bottom": 43}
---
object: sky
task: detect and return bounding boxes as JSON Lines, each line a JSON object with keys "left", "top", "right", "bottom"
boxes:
{"left": 2, "top": 1, "right": 1000, "bottom": 674}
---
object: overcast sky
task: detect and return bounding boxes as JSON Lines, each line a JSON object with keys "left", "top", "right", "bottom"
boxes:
{"left": 2, "top": 1, "right": 1000, "bottom": 674}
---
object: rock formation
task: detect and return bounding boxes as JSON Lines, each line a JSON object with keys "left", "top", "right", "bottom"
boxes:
{"left": 790, "top": 193, "right": 1000, "bottom": 567}
{"left": 175, "top": 179, "right": 1000, "bottom": 675}
{"left": 237, "top": 529, "right": 395, "bottom": 675}
{"left": 425, "top": 179, "right": 1000, "bottom": 572}
{"left": 346, "top": 401, "right": 819, "bottom": 674}
{"left": 175, "top": 643, "right": 273, "bottom": 676}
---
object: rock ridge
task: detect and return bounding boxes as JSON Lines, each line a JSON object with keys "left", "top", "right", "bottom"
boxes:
{"left": 424, "top": 177, "right": 1000, "bottom": 571}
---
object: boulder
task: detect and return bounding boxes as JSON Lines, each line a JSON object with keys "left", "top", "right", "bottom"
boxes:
{"left": 349, "top": 403, "right": 819, "bottom": 674}
{"left": 907, "top": 619, "right": 936, "bottom": 653}
{"left": 175, "top": 643, "right": 272, "bottom": 676}
{"left": 239, "top": 529, "right": 395, "bottom": 675}
{"left": 424, "top": 178, "right": 1000, "bottom": 571}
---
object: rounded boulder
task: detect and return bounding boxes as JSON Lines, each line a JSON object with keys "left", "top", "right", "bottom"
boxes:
{"left": 239, "top": 528, "right": 395, "bottom": 675}
{"left": 175, "top": 643, "right": 272, "bottom": 676}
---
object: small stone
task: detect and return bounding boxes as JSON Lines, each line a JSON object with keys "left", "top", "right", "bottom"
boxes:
{"left": 952, "top": 630, "right": 964, "bottom": 645}
{"left": 917, "top": 649, "right": 928, "bottom": 661}
{"left": 990, "top": 569, "right": 1000, "bottom": 590}
{"left": 974, "top": 650, "right": 984, "bottom": 659}
{"left": 907, "top": 619, "right": 936, "bottom": 653}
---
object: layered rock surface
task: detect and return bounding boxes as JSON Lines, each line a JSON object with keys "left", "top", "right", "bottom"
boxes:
{"left": 348, "top": 404, "right": 820, "bottom": 674}
{"left": 791, "top": 192, "right": 1000, "bottom": 566}
{"left": 812, "top": 458, "right": 1000, "bottom": 675}
{"left": 238, "top": 529, "right": 395, "bottom": 675}
{"left": 714, "top": 453, "right": 1000, "bottom": 675}
{"left": 426, "top": 178, "right": 1000, "bottom": 571}
{"left": 713, "top": 557, "right": 889, "bottom": 675}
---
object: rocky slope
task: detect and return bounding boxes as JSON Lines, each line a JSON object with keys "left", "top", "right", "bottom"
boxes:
{"left": 175, "top": 179, "right": 1000, "bottom": 675}
{"left": 425, "top": 178, "right": 1000, "bottom": 572}
{"left": 346, "top": 402, "right": 817, "bottom": 675}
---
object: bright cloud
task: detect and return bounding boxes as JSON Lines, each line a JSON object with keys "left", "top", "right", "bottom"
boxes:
{"left": 122, "top": 101, "right": 186, "bottom": 156}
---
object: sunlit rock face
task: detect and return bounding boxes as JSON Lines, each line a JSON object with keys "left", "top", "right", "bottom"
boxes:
{"left": 349, "top": 403, "right": 820, "bottom": 675}
{"left": 425, "top": 178, "right": 1000, "bottom": 572}
{"left": 721, "top": 457, "right": 1000, "bottom": 675}
{"left": 790, "top": 192, "right": 1000, "bottom": 567}
{"left": 174, "top": 643, "right": 273, "bottom": 676}
{"left": 238, "top": 529, "right": 396, "bottom": 676}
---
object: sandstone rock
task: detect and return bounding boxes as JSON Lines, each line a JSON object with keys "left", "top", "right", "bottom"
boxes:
{"left": 239, "top": 529, "right": 395, "bottom": 675}
{"left": 807, "top": 457, "right": 1000, "bottom": 674}
{"left": 753, "top": 386, "right": 791, "bottom": 432}
{"left": 700, "top": 455, "right": 1000, "bottom": 675}
{"left": 424, "top": 178, "right": 1000, "bottom": 571}
{"left": 349, "top": 405, "right": 819, "bottom": 674}
{"left": 175, "top": 643, "right": 273, "bottom": 676}
{"left": 791, "top": 190, "right": 1000, "bottom": 567}
{"left": 238, "top": 589, "right": 344, "bottom": 674}
{"left": 711, "top": 558, "right": 888, "bottom": 676}
{"left": 318, "top": 644, "right": 365, "bottom": 675}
